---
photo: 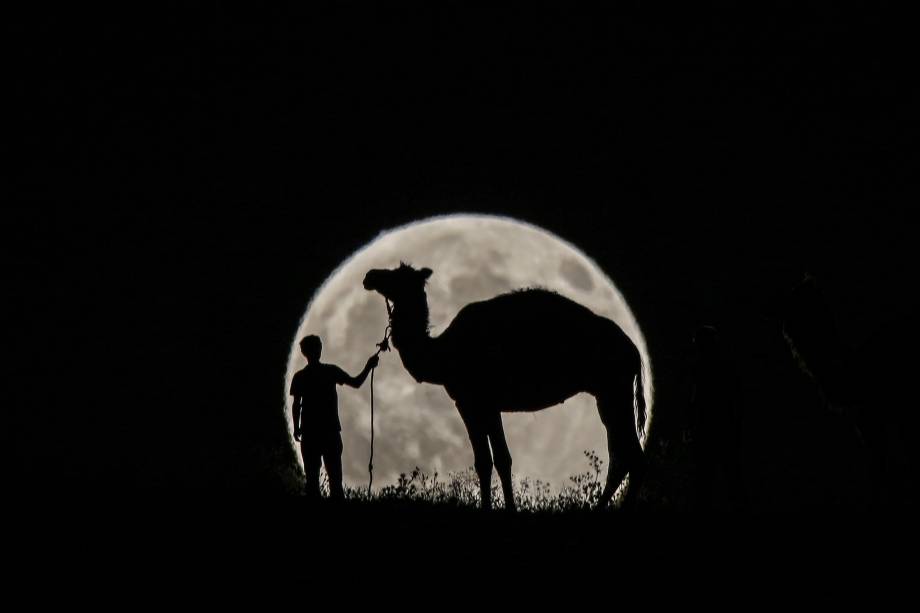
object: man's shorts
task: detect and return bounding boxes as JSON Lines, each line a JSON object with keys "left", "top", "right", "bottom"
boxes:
{"left": 300, "top": 431, "right": 343, "bottom": 462}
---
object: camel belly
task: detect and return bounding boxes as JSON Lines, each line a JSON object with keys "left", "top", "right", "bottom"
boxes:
{"left": 443, "top": 358, "right": 592, "bottom": 412}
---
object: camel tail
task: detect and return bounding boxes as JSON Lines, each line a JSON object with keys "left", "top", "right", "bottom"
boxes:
{"left": 634, "top": 356, "right": 647, "bottom": 441}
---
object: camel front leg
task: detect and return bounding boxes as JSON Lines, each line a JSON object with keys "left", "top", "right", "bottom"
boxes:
{"left": 461, "top": 412, "right": 493, "bottom": 510}
{"left": 487, "top": 412, "right": 516, "bottom": 512}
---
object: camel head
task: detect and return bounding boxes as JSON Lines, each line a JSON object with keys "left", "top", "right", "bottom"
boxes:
{"left": 363, "top": 263, "right": 432, "bottom": 303}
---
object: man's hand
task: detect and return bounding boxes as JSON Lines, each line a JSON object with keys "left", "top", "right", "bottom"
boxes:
{"left": 367, "top": 354, "right": 380, "bottom": 369}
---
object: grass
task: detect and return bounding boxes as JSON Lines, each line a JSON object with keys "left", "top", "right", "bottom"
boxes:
{"left": 282, "top": 449, "right": 686, "bottom": 556}
{"left": 310, "top": 450, "right": 662, "bottom": 513}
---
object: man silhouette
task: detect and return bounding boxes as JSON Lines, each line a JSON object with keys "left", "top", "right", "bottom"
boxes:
{"left": 291, "top": 335, "right": 379, "bottom": 501}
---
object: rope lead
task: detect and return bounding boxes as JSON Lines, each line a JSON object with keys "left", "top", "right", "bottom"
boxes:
{"left": 368, "top": 366, "right": 375, "bottom": 496}
{"left": 368, "top": 298, "right": 392, "bottom": 497}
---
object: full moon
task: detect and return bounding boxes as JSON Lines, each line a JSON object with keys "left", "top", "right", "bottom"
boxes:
{"left": 285, "top": 214, "right": 652, "bottom": 492}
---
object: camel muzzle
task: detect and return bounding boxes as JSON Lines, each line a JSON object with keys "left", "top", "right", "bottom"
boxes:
{"left": 363, "top": 271, "right": 382, "bottom": 291}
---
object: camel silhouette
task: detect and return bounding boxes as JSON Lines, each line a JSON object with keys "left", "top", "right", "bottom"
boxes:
{"left": 363, "top": 263, "right": 648, "bottom": 510}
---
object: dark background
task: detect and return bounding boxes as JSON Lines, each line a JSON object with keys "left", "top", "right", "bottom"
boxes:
{"left": 12, "top": 3, "right": 917, "bottom": 510}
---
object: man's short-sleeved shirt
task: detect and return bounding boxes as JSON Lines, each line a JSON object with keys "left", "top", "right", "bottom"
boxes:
{"left": 290, "top": 363, "right": 350, "bottom": 433}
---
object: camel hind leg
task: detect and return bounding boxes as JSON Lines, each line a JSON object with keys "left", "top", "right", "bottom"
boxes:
{"left": 596, "top": 380, "right": 647, "bottom": 509}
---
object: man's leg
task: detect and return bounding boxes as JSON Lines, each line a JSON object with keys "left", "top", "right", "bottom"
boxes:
{"left": 301, "top": 438, "right": 322, "bottom": 501}
{"left": 323, "top": 432, "right": 345, "bottom": 501}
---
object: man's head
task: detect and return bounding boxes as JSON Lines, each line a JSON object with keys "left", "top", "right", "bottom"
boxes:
{"left": 300, "top": 335, "right": 322, "bottom": 363}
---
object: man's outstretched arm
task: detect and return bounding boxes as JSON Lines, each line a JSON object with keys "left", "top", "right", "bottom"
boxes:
{"left": 342, "top": 354, "right": 380, "bottom": 388}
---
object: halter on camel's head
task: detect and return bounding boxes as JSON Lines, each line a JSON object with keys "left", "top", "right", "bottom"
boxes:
{"left": 363, "top": 263, "right": 433, "bottom": 352}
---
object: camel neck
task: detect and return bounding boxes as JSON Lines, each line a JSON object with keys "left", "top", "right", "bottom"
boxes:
{"left": 390, "top": 293, "right": 442, "bottom": 384}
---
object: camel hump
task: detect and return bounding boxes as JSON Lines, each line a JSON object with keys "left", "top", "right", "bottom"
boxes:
{"left": 442, "top": 288, "right": 634, "bottom": 356}
{"left": 452, "top": 288, "right": 594, "bottom": 323}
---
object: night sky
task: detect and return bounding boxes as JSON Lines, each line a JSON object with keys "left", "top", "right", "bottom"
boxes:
{"left": 13, "top": 4, "right": 917, "bottom": 510}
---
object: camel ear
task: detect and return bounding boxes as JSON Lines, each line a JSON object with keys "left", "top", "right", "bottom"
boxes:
{"left": 419, "top": 267, "right": 433, "bottom": 280}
